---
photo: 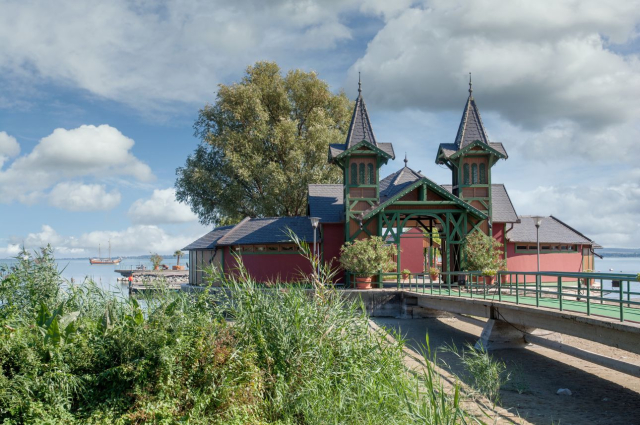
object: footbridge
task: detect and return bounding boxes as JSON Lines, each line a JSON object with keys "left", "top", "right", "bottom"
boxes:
{"left": 347, "top": 270, "right": 640, "bottom": 376}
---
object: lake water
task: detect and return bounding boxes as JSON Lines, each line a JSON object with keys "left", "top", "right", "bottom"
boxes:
{"left": 0, "top": 256, "right": 177, "bottom": 296}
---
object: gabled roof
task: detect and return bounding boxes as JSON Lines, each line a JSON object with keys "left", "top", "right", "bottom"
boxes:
{"left": 379, "top": 167, "right": 426, "bottom": 200}
{"left": 329, "top": 142, "right": 395, "bottom": 160}
{"left": 507, "top": 216, "right": 596, "bottom": 245}
{"left": 308, "top": 184, "right": 344, "bottom": 223}
{"left": 361, "top": 166, "right": 487, "bottom": 220}
{"left": 216, "top": 216, "right": 315, "bottom": 245}
{"left": 182, "top": 225, "right": 235, "bottom": 250}
{"left": 441, "top": 184, "right": 518, "bottom": 223}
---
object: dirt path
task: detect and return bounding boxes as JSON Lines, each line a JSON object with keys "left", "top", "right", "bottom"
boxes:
{"left": 372, "top": 316, "right": 640, "bottom": 425}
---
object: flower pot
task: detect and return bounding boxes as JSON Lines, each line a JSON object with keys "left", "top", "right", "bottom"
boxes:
{"left": 355, "top": 276, "right": 373, "bottom": 289}
{"left": 401, "top": 273, "right": 410, "bottom": 280}
{"left": 172, "top": 265, "right": 185, "bottom": 270}
{"left": 483, "top": 276, "right": 495, "bottom": 285}
{"left": 153, "top": 266, "right": 160, "bottom": 271}
{"left": 429, "top": 273, "right": 439, "bottom": 281}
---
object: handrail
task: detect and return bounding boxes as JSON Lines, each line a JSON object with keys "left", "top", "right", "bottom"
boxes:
{"left": 344, "top": 270, "right": 640, "bottom": 322}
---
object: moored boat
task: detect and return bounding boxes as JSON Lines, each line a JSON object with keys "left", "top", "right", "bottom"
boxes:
{"left": 89, "top": 240, "right": 122, "bottom": 265}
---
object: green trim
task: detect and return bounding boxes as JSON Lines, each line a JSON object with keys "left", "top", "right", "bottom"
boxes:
{"left": 515, "top": 246, "right": 578, "bottom": 254}
{"left": 361, "top": 179, "right": 487, "bottom": 221}
{"left": 234, "top": 250, "right": 304, "bottom": 255}
{"left": 449, "top": 140, "right": 507, "bottom": 161}
{"left": 335, "top": 140, "right": 393, "bottom": 161}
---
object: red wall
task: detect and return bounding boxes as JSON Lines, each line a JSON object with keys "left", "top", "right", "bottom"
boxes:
{"left": 322, "top": 223, "right": 345, "bottom": 283}
{"left": 493, "top": 224, "right": 507, "bottom": 260}
{"left": 505, "top": 242, "right": 585, "bottom": 273}
{"left": 223, "top": 245, "right": 314, "bottom": 283}
{"left": 400, "top": 228, "right": 424, "bottom": 273}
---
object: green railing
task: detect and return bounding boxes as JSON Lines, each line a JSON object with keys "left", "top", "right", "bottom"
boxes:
{"left": 344, "top": 270, "right": 640, "bottom": 322}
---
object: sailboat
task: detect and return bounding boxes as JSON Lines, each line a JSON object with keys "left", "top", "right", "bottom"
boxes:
{"left": 89, "top": 240, "right": 122, "bottom": 265}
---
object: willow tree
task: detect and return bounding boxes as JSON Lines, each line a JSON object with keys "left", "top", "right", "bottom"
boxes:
{"left": 176, "top": 61, "right": 351, "bottom": 225}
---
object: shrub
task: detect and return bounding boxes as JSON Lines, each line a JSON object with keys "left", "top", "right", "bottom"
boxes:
{"left": 462, "top": 231, "right": 506, "bottom": 272}
{"left": 338, "top": 236, "right": 395, "bottom": 277}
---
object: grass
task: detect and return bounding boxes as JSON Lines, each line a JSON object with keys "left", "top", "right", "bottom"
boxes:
{"left": 0, "top": 244, "right": 473, "bottom": 424}
{"left": 441, "top": 342, "right": 509, "bottom": 405}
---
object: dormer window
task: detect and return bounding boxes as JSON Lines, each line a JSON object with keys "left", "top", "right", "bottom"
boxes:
{"left": 463, "top": 163, "right": 469, "bottom": 185}
{"left": 479, "top": 163, "right": 486, "bottom": 184}
{"left": 359, "top": 163, "right": 365, "bottom": 184}
{"left": 471, "top": 163, "right": 478, "bottom": 184}
{"left": 350, "top": 163, "right": 357, "bottom": 185}
{"left": 367, "top": 163, "right": 374, "bottom": 184}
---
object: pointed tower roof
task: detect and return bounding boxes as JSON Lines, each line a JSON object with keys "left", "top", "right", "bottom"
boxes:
{"left": 345, "top": 76, "right": 378, "bottom": 148}
{"left": 454, "top": 74, "right": 489, "bottom": 148}
{"left": 435, "top": 76, "right": 507, "bottom": 164}
{"left": 328, "top": 77, "right": 395, "bottom": 162}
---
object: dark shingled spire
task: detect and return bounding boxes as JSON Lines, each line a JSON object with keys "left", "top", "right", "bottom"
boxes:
{"left": 454, "top": 74, "right": 489, "bottom": 148}
{"left": 345, "top": 77, "right": 378, "bottom": 148}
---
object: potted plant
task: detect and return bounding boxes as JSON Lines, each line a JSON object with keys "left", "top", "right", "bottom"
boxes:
{"left": 173, "top": 250, "right": 185, "bottom": 270}
{"left": 401, "top": 269, "right": 411, "bottom": 280}
{"left": 339, "top": 236, "right": 395, "bottom": 289}
{"left": 429, "top": 267, "right": 439, "bottom": 281}
{"left": 462, "top": 231, "right": 506, "bottom": 284}
{"left": 481, "top": 268, "right": 497, "bottom": 285}
{"left": 150, "top": 253, "right": 163, "bottom": 271}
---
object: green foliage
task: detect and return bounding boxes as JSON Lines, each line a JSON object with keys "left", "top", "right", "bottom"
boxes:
{"left": 429, "top": 267, "right": 439, "bottom": 276}
{"left": 0, "top": 245, "right": 61, "bottom": 322}
{"left": 0, "top": 244, "right": 471, "bottom": 424}
{"left": 462, "top": 231, "right": 506, "bottom": 272}
{"left": 442, "top": 342, "right": 508, "bottom": 405}
{"left": 339, "top": 236, "right": 395, "bottom": 277}
{"left": 176, "top": 61, "right": 352, "bottom": 225}
{"left": 149, "top": 253, "right": 163, "bottom": 269}
{"left": 173, "top": 250, "right": 184, "bottom": 266}
{"left": 401, "top": 269, "right": 411, "bottom": 276}
{"left": 637, "top": 273, "right": 640, "bottom": 282}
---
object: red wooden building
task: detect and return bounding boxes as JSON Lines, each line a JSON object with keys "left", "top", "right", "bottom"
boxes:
{"left": 185, "top": 80, "right": 598, "bottom": 285}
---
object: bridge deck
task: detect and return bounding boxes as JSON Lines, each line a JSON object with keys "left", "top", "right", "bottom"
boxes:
{"left": 405, "top": 287, "right": 640, "bottom": 323}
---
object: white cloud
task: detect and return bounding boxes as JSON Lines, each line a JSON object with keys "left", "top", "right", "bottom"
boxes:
{"left": 128, "top": 188, "right": 198, "bottom": 225}
{"left": 0, "top": 131, "right": 19, "bottom": 168}
{"left": 3, "top": 223, "right": 208, "bottom": 257}
{"left": 0, "top": 0, "right": 358, "bottom": 111}
{"left": 48, "top": 182, "right": 121, "bottom": 211}
{"left": 351, "top": 0, "right": 640, "bottom": 163}
{"left": 0, "top": 124, "right": 153, "bottom": 205}
{"left": 509, "top": 182, "right": 640, "bottom": 248}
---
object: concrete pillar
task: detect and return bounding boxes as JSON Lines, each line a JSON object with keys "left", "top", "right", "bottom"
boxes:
{"left": 475, "top": 319, "right": 563, "bottom": 351}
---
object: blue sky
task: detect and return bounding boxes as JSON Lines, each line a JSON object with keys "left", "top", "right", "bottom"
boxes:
{"left": 1, "top": 0, "right": 639, "bottom": 257}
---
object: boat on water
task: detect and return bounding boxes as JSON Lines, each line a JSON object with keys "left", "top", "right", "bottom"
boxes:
{"left": 89, "top": 240, "right": 122, "bottom": 265}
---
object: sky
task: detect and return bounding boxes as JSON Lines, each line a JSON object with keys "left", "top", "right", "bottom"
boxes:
{"left": 1, "top": 0, "right": 639, "bottom": 258}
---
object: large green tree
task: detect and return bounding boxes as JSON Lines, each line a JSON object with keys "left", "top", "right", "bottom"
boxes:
{"left": 176, "top": 61, "right": 351, "bottom": 225}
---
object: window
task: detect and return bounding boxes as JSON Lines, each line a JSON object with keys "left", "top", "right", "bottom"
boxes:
{"left": 367, "top": 163, "right": 374, "bottom": 184}
{"left": 267, "top": 245, "right": 279, "bottom": 252}
{"left": 471, "top": 164, "right": 478, "bottom": 184}
{"left": 479, "top": 163, "right": 486, "bottom": 184}
{"left": 359, "top": 163, "right": 365, "bottom": 184}
{"left": 463, "top": 164, "right": 470, "bottom": 185}
{"left": 350, "top": 163, "right": 357, "bottom": 185}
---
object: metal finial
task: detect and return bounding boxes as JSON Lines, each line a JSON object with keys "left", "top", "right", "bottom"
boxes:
{"left": 404, "top": 152, "right": 408, "bottom": 166}
{"left": 469, "top": 72, "right": 473, "bottom": 95}
{"left": 358, "top": 72, "right": 362, "bottom": 94}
